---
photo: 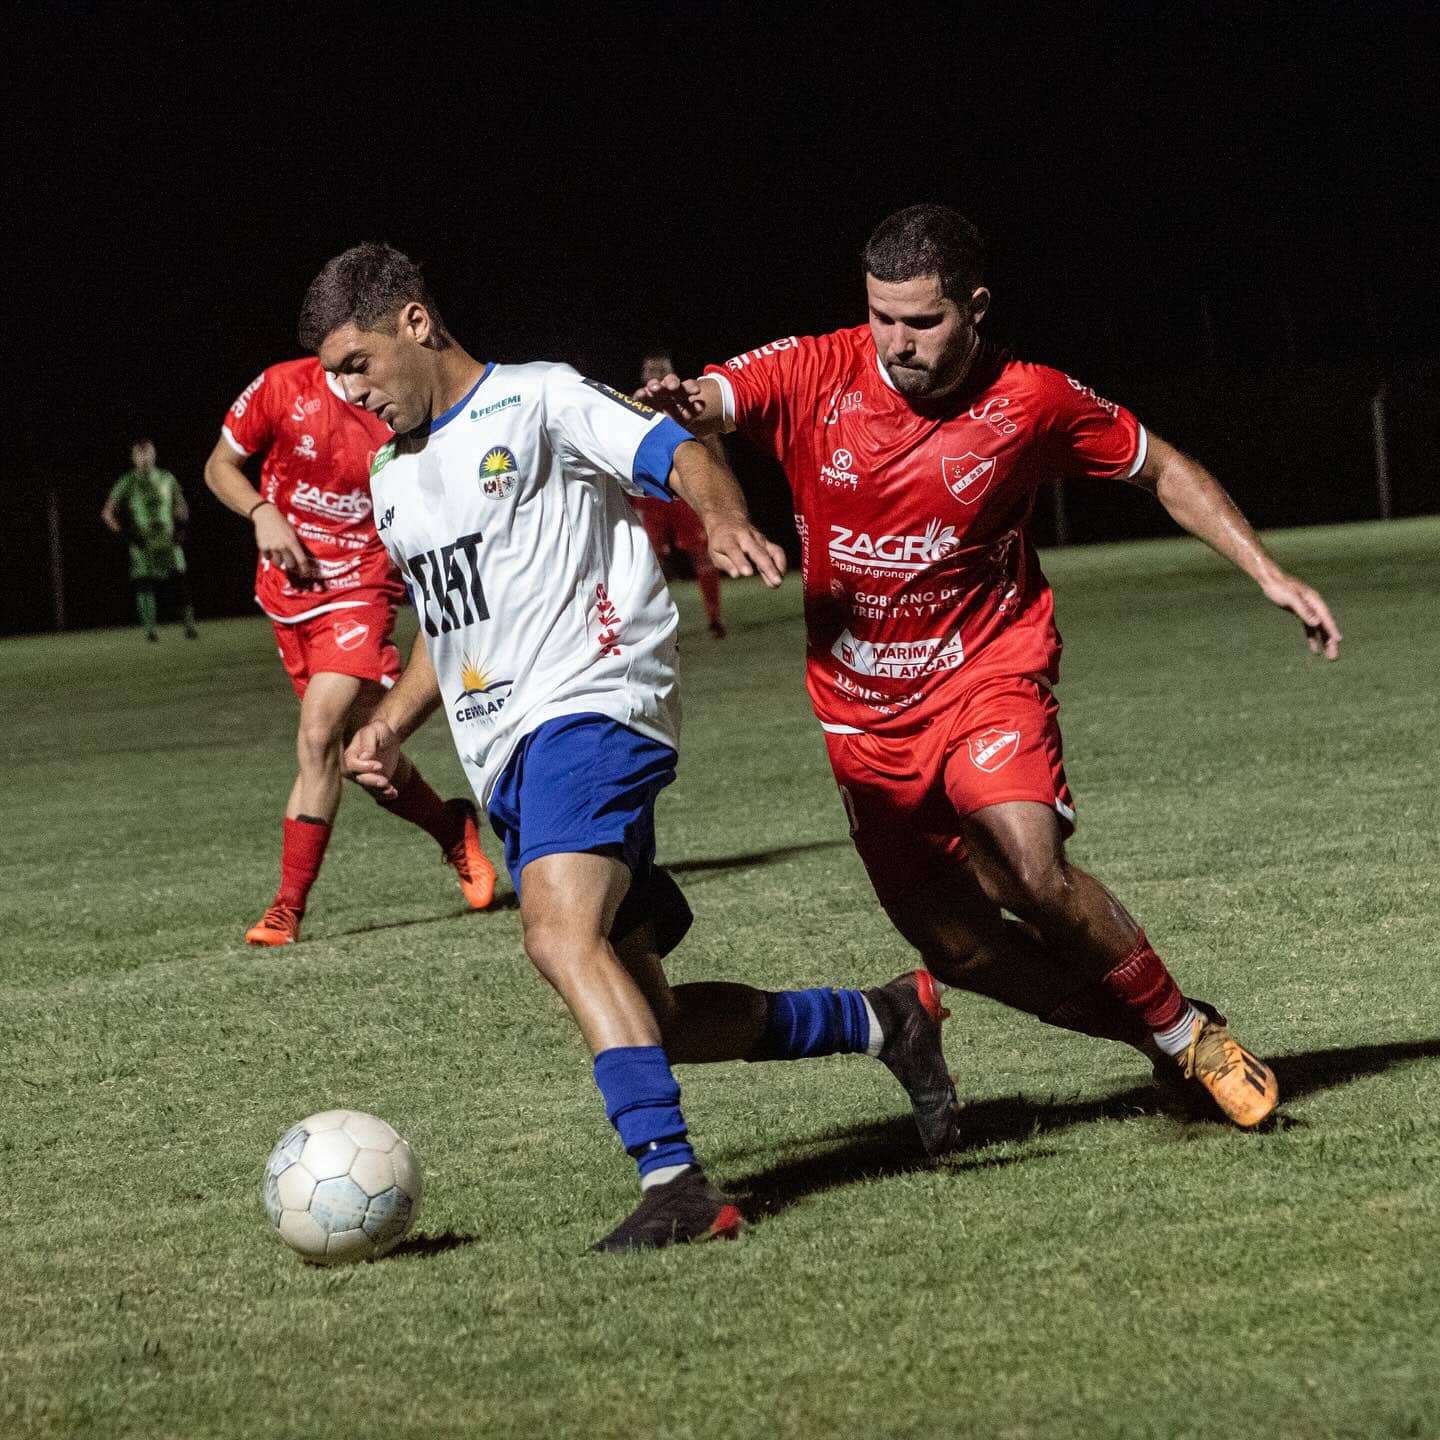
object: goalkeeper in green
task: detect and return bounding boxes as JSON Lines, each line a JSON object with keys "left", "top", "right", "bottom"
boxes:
{"left": 101, "top": 439, "right": 198, "bottom": 640}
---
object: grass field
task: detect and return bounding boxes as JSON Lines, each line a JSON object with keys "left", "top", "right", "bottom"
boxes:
{"left": 4, "top": 517, "right": 1440, "bottom": 1440}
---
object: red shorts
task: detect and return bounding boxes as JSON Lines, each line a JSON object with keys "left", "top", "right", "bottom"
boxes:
{"left": 824, "top": 674, "right": 1074, "bottom": 905}
{"left": 272, "top": 601, "right": 401, "bottom": 700}
{"left": 637, "top": 496, "right": 708, "bottom": 557}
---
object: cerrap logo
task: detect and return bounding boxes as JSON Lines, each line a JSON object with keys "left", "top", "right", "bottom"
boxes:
{"left": 820, "top": 448, "right": 860, "bottom": 490}
{"left": 969, "top": 727, "right": 1020, "bottom": 773}
{"left": 942, "top": 453, "right": 995, "bottom": 505}
{"left": 333, "top": 619, "right": 370, "bottom": 651}
{"left": 479, "top": 446, "right": 519, "bottom": 498}
{"left": 452, "top": 654, "right": 513, "bottom": 724}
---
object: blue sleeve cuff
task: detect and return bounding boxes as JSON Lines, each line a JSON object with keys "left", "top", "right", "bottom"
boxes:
{"left": 630, "top": 417, "right": 692, "bottom": 500}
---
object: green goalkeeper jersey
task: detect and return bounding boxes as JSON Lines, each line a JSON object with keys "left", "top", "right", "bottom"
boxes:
{"left": 108, "top": 467, "right": 187, "bottom": 580}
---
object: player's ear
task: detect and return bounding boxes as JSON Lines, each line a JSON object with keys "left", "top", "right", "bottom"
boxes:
{"left": 399, "top": 301, "right": 431, "bottom": 345}
{"left": 968, "top": 287, "right": 991, "bottom": 326}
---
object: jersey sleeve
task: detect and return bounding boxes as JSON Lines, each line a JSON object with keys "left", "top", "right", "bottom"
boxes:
{"left": 542, "top": 366, "right": 692, "bottom": 500}
{"left": 702, "top": 333, "right": 831, "bottom": 463}
{"left": 106, "top": 472, "right": 132, "bottom": 508}
{"left": 221, "top": 368, "right": 280, "bottom": 459}
{"left": 1038, "top": 368, "right": 1147, "bottom": 480}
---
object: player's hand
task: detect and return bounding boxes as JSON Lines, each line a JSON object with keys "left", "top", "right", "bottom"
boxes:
{"left": 635, "top": 374, "right": 711, "bottom": 427}
{"left": 706, "top": 517, "right": 787, "bottom": 588}
{"left": 1259, "top": 570, "right": 1342, "bottom": 660}
{"left": 253, "top": 505, "right": 321, "bottom": 584}
{"left": 344, "top": 719, "right": 403, "bottom": 799}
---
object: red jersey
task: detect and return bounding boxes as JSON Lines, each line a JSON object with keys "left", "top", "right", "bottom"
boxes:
{"left": 705, "top": 328, "right": 1145, "bottom": 734}
{"left": 221, "top": 357, "right": 401, "bottom": 622}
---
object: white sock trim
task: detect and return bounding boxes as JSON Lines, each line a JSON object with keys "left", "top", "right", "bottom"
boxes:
{"left": 1153, "top": 1003, "right": 1202, "bottom": 1057}
{"left": 640, "top": 1163, "right": 693, "bottom": 1191}
{"left": 862, "top": 994, "right": 884, "bottom": 1057}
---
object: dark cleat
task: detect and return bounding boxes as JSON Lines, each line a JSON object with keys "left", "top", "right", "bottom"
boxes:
{"left": 592, "top": 1168, "right": 744, "bottom": 1253}
{"left": 864, "top": 969, "right": 962, "bottom": 1156}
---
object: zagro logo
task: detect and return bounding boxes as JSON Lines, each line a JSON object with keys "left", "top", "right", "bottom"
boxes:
{"left": 452, "top": 654, "right": 513, "bottom": 724}
{"left": 290, "top": 481, "right": 371, "bottom": 521}
{"left": 402, "top": 532, "right": 488, "bottom": 637}
{"left": 828, "top": 518, "right": 960, "bottom": 573}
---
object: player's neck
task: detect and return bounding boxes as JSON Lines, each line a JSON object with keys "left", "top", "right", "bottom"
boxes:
{"left": 431, "top": 349, "right": 489, "bottom": 422}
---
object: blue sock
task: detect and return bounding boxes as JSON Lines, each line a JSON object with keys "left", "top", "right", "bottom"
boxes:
{"left": 751, "top": 988, "right": 871, "bottom": 1061}
{"left": 593, "top": 1046, "right": 696, "bottom": 1183}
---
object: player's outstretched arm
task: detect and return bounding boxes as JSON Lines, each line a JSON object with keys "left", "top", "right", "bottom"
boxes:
{"left": 1129, "top": 432, "right": 1342, "bottom": 659}
{"left": 668, "top": 438, "right": 786, "bottom": 588}
{"left": 634, "top": 374, "right": 728, "bottom": 437}
{"left": 343, "top": 633, "right": 442, "bottom": 800}
{"left": 202, "top": 435, "right": 319, "bottom": 581}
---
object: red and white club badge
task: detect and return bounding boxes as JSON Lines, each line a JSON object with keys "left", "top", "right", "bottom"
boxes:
{"left": 969, "top": 727, "right": 1020, "bottom": 772}
{"left": 333, "top": 620, "right": 370, "bottom": 651}
{"left": 941, "top": 453, "right": 996, "bottom": 505}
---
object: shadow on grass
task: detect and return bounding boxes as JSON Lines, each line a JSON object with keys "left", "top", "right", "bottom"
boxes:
{"left": 320, "top": 895, "right": 518, "bottom": 941}
{"left": 388, "top": 1230, "right": 482, "bottom": 1260}
{"left": 669, "top": 838, "right": 851, "bottom": 877}
{"left": 729, "top": 1035, "right": 1440, "bottom": 1223}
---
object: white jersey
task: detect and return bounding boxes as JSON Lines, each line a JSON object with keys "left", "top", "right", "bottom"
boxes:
{"left": 370, "top": 361, "right": 691, "bottom": 807}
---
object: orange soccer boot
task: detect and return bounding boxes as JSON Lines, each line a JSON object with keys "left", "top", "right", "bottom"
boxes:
{"left": 245, "top": 902, "right": 303, "bottom": 947}
{"left": 1168, "top": 1011, "right": 1279, "bottom": 1128}
{"left": 443, "top": 799, "right": 496, "bottom": 910}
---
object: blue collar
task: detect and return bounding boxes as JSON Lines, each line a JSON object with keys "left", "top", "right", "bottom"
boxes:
{"left": 431, "top": 363, "right": 495, "bottom": 434}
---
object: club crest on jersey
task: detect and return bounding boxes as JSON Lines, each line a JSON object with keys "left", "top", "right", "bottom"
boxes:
{"left": 452, "top": 654, "right": 513, "bottom": 724}
{"left": 969, "top": 727, "right": 1020, "bottom": 772}
{"left": 333, "top": 619, "right": 370, "bottom": 651}
{"left": 479, "top": 446, "right": 518, "bottom": 498}
{"left": 942, "top": 453, "right": 995, "bottom": 505}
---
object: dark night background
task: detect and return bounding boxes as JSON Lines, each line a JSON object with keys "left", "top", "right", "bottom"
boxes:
{"left": 4, "top": 1, "right": 1437, "bottom": 636}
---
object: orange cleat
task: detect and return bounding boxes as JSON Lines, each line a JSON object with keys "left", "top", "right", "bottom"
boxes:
{"left": 1168, "top": 1013, "right": 1279, "bottom": 1128}
{"left": 246, "top": 902, "right": 303, "bottom": 946}
{"left": 443, "top": 799, "right": 496, "bottom": 910}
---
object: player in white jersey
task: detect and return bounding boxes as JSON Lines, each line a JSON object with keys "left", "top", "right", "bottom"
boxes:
{"left": 298, "top": 243, "right": 965, "bottom": 1250}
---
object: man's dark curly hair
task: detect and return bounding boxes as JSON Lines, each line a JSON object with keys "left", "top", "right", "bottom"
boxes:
{"left": 862, "top": 204, "right": 986, "bottom": 303}
{"left": 298, "top": 242, "right": 451, "bottom": 352}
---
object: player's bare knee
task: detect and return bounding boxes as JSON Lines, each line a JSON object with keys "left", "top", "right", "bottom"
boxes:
{"left": 1005, "top": 855, "right": 1077, "bottom": 925}
{"left": 520, "top": 910, "right": 601, "bottom": 981}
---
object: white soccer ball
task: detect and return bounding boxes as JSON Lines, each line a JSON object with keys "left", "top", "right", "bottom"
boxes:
{"left": 262, "top": 1109, "right": 422, "bottom": 1265}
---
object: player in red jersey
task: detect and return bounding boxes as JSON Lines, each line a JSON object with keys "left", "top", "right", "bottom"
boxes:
{"left": 629, "top": 350, "right": 726, "bottom": 637}
{"left": 204, "top": 357, "right": 495, "bottom": 945}
{"left": 640, "top": 204, "right": 1342, "bottom": 1128}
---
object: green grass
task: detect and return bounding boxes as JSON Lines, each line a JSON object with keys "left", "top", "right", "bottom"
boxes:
{"left": 3, "top": 517, "right": 1439, "bottom": 1440}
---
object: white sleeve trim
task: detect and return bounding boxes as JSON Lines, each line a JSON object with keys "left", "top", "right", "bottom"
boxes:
{"left": 706, "top": 372, "right": 738, "bottom": 433}
{"left": 221, "top": 425, "right": 251, "bottom": 459}
{"left": 1123, "top": 424, "right": 1148, "bottom": 479}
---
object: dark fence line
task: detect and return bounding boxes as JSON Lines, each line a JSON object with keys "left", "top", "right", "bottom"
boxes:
{"left": 2, "top": 361, "right": 1436, "bottom": 638}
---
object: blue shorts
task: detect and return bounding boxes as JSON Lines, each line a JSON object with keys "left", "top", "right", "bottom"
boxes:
{"left": 486, "top": 714, "right": 678, "bottom": 894}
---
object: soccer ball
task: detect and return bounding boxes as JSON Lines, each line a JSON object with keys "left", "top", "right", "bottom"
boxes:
{"left": 262, "top": 1109, "right": 422, "bottom": 1265}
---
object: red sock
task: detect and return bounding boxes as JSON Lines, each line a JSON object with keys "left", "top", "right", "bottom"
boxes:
{"left": 696, "top": 565, "right": 722, "bottom": 627}
{"left": 277, "top": 816, "right": 331, "bottom": 910}
{"left": 379, "top": 766, "right": 464, "bottom": 849}
{"left": 1098, "top": 930, "right": 1187, "bottom": 1033}
{"left": 1041, "top": 984, "right": 1152, "bottom": 1049}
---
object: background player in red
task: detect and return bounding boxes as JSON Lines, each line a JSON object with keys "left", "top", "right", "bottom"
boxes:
{"left": 630, "top": 350, "right": 726, "bottom": 637}
{"left": 641, "top": 204, "right": 1342, "bottom": 1129}
{"left": 204, "top": 356, "right": 495, "bottom": 945}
